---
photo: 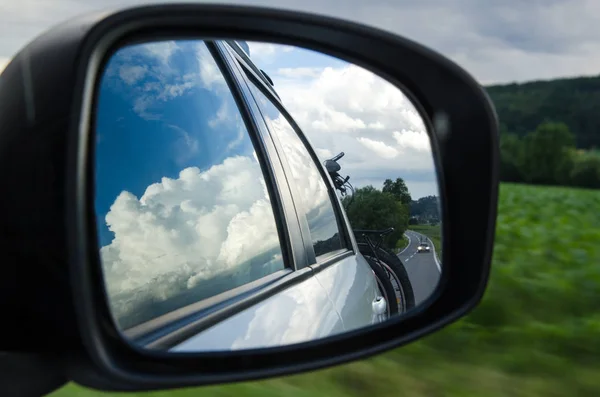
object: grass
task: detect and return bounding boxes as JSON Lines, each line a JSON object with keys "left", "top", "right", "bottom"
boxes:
{"left": 409, "top": 223, "right": 442, "bottom": 259}
{"left": 395, "top": 234, "right": 409, "bottom": 253}
{"left": 50, "top": 183, "right": 600, "bottom": 397}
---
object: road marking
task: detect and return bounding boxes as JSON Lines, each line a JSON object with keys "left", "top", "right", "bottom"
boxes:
{"left": 398, "top": 232, "right": 412, "bottom": 255}
{"left": 404, "top": 250, "right": 417, "bottom": 262}
{"left": 426, "top": 235, "right": 442, "bottom": 273}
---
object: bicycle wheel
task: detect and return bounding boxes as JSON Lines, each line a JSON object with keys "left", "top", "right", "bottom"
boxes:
{"left": 357, "top": 243, "right": 416, "bottom": 313}
{"left": 363, "top": 254, "right": 399, "bottom": 316}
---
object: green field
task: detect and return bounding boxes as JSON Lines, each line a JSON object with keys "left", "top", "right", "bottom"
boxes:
{"left": 51, "top": 183, "right": 600, "bottom": 397}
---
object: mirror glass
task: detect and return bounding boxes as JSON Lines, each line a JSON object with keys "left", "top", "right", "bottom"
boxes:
{"left": 94, "top": 38, "right": 442, "bottom": 353}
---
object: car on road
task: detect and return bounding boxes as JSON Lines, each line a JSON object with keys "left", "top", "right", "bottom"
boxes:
{"left": 417, "top": 242, "right": 431, "bottom": 253}
{"left": 96, "top": 39, "right": 414, "bottom": 352}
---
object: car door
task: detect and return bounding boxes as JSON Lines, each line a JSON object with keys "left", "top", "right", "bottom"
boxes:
{"left": 226, "top": 41, "right": 382, "bottom": 333}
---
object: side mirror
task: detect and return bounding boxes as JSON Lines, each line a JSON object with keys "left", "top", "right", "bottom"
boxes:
{"left": 0, "top": 3, "right": 499, "bottom": 394}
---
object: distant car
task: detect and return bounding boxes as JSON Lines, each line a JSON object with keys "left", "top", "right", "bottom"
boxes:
{"left": 417, "top": 242, "right": 431, "bottom": 253}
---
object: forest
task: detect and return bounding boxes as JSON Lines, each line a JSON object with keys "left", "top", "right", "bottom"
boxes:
{"left": 487, "top": 75, "right": 600, "bottom": 188}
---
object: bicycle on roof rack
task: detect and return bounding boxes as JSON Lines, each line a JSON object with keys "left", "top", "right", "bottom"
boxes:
{"left": 324, "top": 152, "right": 415, "bottom": 316}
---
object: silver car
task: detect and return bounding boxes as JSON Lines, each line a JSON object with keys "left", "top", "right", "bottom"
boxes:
{"left": 417, "top": 242, "right": 431, "bottom": 253}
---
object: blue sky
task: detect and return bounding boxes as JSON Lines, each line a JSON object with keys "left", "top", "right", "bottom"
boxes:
{"left": 239, "top": 40, "right": 349, "bottom": 71}
{"left": 95, "top": 39, "right": 439, "bottom": 247}
{"left": 95, "top": 41, "right": 253, "bottom": 246}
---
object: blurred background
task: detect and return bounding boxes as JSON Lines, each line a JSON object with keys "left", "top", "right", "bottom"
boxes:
{"left": 3, "top": 1, "right": 599, "bottom": 396}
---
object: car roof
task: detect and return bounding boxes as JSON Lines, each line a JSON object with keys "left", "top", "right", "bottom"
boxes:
{"left": 225, "top": 40, "right": 280, "bottom": 100}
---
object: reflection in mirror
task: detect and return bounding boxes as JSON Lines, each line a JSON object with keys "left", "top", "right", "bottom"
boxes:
{"left": 94, "top": 39, "right": 442, "bottom": 353}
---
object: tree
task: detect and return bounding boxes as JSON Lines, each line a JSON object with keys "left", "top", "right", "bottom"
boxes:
{"left": 499, "top": 133, "right": 525, "bottom": 182}
{"left": 486, "top": 75, "right": 600, "bottom": 150}
{"left": 521, "top": 121, "right": 575, "bottom": 185}
{"left": 570, "top": 155, "right": 600, "bottom": 189}
{"left": 342, "top": 186, "right": 409, "bottom": 249}
{"left": 382, "top": 177, "right": 412, "bottom": 205}
{"left": 409, "top": 195, "right": 440, "bottom": 224}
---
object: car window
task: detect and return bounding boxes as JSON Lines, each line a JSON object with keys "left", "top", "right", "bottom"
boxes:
{"left": 245, "top": 77, "right": 344, "bottom": 258}
{"left": 94, "top": 40, "right": 286, "bottom": 330}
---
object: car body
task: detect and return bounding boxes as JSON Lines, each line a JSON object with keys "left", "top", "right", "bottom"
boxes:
{"left": 99, "top": 39, "right": 386, "bottom": 352}
{"left": 417, "top": 242, "right": 431, "bottom": 253}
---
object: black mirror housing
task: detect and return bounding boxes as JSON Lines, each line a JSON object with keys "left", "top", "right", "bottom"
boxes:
{"left": 0, "top": 3, "right": 499, "bottom": 393}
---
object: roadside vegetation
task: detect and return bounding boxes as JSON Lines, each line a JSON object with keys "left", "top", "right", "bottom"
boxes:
{"left": 395, "top": 234, "right": 409, "bottom": 253}
{"left": 52, "top": 182, "right": 600, "bottom": 396}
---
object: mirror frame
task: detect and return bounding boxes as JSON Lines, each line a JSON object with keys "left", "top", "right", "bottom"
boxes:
{"left": 0, "top": 3, "right": 498, "bottom": 392}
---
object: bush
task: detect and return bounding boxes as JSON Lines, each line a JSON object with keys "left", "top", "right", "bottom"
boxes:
{"left": 570, "top": 155, "right": 600, "bottom": 189}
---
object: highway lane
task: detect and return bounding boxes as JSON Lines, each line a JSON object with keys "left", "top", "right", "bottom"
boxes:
{"left": 398, "top": 230, "right": 441, "bottom": 306}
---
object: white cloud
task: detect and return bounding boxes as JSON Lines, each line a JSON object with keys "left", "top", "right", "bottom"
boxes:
{"left": 168, "top": 125, "right": 200, "bottom": 166}
{"left": 315, "top": 148, "right": 333, "bottom": 159}
{"left": 357, "top": 137, "right": 398, "bottom": 159}
{"left": 143, "top": 41, "right": 179, "bottom": 65}
{"left": 260, "top": 109, "right": 341, "bottom": 243}
{"left": 277, "top": 67, "right": 323, "bottom": 78}
{"left": 118, "top": 65, "right": 147, "bottom": 85}
{"left": 393, "top": 129, "right": 431, "bottom": 152}
{"left": 247, "top": 42, "right": 295, "bottom": 64}
{"left": 99, "top": 112, "right": 344, "bottom": 322}
{"left": 100, "top": 155, "right": 284, "bottom": 321}
{"left": 269, "top": 60, "right": 437, "bottom": 195}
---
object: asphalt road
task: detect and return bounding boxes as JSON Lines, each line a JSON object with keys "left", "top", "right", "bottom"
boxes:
{"left": 398, "top": 230, "right": 441, "bottom": 306}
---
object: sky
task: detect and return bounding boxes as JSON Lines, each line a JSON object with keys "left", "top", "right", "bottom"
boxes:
{"left": 242, "top": 41, "right": 438, "bottom": 200}
{"left": 3, "top": 0, "right": 600, "bottom": 84}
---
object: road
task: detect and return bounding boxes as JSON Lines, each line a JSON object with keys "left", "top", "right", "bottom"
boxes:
{"left": 398, "top": 230, "right": 441, "bottom": 306}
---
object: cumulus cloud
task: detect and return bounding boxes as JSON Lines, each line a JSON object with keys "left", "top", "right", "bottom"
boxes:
{"left": 393, "top": 129, "right": 432, "bottom": 152}
{"left": 258, "top": 104, "right": 341, "bottom": 243}
{"left": 99, "top": 112, "right": 342, "bottom": 326}
{"left": 100, "top": 155, "right": 284, "bottom": 324}
{"left": 357, "top": 137, "right": 399, "bottom": 159}
{"left": 268, "top": 60, "right": 437, "bottom": 196}
{"left": 246, "top": 42, "right": 295, "bottom": 64}
{"left": 119, "top": 65, "right": 147, "bottom": 85}
{"left": 277, "top": 67, "right": 323, "bottom": 78}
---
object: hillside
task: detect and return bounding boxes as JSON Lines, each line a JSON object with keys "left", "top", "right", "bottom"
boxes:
{"left": 486, "top": 75, "right": 600, "bottom": 149}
